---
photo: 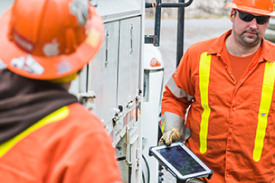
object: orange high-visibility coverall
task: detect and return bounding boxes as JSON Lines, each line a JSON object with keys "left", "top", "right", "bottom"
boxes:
{"left": 162, "top": 30, "right": 275, "bottom": 183}
{"left": 0, "top": 103, "right": 122, "bottom": 183}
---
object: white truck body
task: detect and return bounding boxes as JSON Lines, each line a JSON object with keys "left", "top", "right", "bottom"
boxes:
{"left": 70, "top": 0, "right": 150, "bottom": 182}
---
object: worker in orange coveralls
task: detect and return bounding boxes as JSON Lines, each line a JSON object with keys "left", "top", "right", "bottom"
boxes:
{"left": 159, "top": 0, "right": 275, "bottom": 182}
{"left": 0, "top": 0, "right": 122, "bottom": 182}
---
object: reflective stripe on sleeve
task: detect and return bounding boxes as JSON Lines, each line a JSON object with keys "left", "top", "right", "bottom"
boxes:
{"left": 0, "top": 106, "right": 69, "bottom": 158}
{"left": 253, "top": 62, "right": 275, "bottom": 162}
{"left": 166, "top": 76, "right": 194, "bottom": 102}
{"left": 199, "top": 52, "right": 211, "bottom": 154}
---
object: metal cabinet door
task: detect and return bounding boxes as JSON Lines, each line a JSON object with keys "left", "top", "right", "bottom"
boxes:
{"left": 117, "top": 17, "right": 141, "bottom": 108}
{"left": 88, "top": 21, "right": 120, "bottom": 125}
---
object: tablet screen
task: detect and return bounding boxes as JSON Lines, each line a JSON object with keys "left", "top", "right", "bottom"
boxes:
{"left": 157, "top": 145, "right": 205, "bottom": 175}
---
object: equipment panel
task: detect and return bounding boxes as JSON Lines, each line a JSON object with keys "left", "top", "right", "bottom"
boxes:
{"left": 117, "top": 16, "right": 141, "bottom": 110}
{"left": 88, "top": 21, "right": 120, "bottom": 125}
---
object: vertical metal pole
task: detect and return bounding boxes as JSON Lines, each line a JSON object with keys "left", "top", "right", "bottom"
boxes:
{"left": 176, "top": 0, "right": 185, "bottom": 67}
{"left": 154, "top": 0, "right": 162, "bottom": 46}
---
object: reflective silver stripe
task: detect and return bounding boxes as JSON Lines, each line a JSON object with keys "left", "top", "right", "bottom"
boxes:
{"left": 166, "top": 76, "right": 194, "bottom": 102}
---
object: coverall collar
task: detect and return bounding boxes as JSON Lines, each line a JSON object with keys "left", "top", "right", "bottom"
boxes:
{"left": 207, "top": 29, "right": 274, "bottom": 63}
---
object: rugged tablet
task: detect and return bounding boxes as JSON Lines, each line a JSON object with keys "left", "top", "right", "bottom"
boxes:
{"left": 149, "top": 142, "right": 213, "bottom": 181}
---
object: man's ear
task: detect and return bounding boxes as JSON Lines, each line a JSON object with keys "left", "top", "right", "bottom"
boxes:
{"left": 230, "top": 9, "right": 235, "bottom": 22}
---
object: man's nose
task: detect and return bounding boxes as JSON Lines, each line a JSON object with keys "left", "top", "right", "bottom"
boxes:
{"left": 249, "top": 18, "right": 258, "bottom": 29}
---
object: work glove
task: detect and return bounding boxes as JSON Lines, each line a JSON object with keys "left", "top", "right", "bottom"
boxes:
{"left": 158, "top": 127, "right": 180, "bottom": 146}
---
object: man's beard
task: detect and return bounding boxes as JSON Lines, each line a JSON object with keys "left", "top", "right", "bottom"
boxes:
{"left": 239, "top": 29, "right": 261, "bottom": 47}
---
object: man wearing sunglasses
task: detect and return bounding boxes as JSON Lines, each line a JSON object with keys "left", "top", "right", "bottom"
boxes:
{"left": 159, "top": 0, "right": 275, "bottom": 182}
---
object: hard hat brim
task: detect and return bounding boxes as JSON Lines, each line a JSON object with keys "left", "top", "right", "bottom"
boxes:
{"left": 0, "top": 6, "right": 104, "bottom": 80}
{"left": 225, "top": 2, "right": 275, "bottom": 17}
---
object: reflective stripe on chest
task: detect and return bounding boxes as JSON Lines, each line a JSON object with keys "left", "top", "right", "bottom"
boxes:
{"left": 199, "top": 52, "right": 275, "bottom": 162}
{"left": 0, "top": 106, "right": 69, "bottom": 158}
{"left": 253, "top": 62, "right": 275, "bottom": 162}
{"left": 199, "top": 52, "right": 211, "bottom": 154}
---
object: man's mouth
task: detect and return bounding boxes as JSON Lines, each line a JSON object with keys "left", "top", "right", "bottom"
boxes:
{"left": 244, "top": 31, "right": 257, "bottom": 37}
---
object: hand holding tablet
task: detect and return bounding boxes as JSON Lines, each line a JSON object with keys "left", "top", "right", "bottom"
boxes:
{"left": 149, "top": 142, "right": 213, "bottom": 182}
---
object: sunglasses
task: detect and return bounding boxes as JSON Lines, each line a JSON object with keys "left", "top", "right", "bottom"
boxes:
{"left": 236, "top": 10, "right": 270, "bottom": 25}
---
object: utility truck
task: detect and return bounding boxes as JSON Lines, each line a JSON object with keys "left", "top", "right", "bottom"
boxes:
{"left": 70, "top": 0, "right": 193, "bottom": 182}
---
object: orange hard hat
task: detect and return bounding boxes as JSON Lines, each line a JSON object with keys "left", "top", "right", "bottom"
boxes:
{"left": 0, "top": 0, "right": 104, "bottom": 80}
{"left": 225, "top": 0, "right": 275, "bottom": 17}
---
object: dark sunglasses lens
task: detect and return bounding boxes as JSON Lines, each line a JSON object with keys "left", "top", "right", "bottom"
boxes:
{"left": 238, "top": 11, "right": 254, "bottom": 22}
{"left": 256, "top": 16, "right": 269, "bottom": 24}
{"left": 237, "top": 10, "right": 269, "bottom": 25}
